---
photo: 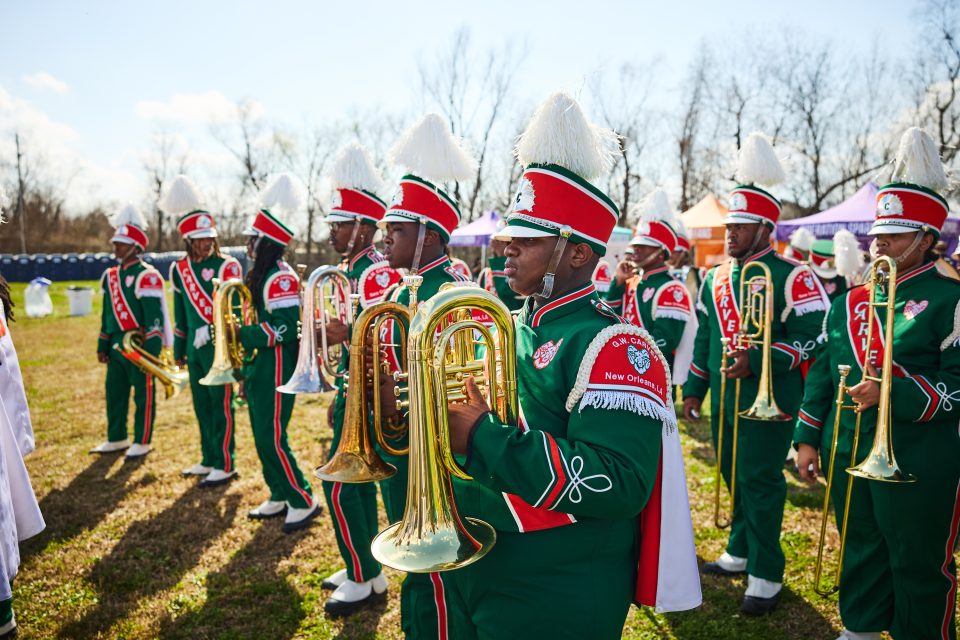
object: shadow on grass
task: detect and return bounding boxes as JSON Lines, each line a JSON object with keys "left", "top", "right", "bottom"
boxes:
{"left": 57, "top": 484, "right": 241, "bottom": 639}
{"left": 20, "top": 453, "right": 145, "bottom": 559}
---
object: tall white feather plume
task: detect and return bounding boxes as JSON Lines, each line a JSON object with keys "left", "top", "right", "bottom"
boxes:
{"left": 674, "top": 217, "right": 689, "bottom": 239}
{"left": 789, "top": 227, "right": 815, "bottom": 252}
{"left": 516, "top": 92, "right": 621, "bottom": 181}
{"left": 890, "top": 127, "right": 949, "bottom": 192}
{"left": 160, "top": 174, "right": 204, "bottom": 216}
{"left": 330, "top": 143, "right": 384, "bottom": 194}
{"left": 113, "top": 203, "right": 147, "bottom": 229}
{"left": 639, "top": 188, "right": 676, "bottom": 225}
{"left": 736, "top": 131, "right": 785, "bottom": 187}
{"left": 390, "top": 113, "right": 476, "bottom": 183}
{"left": 260, "top": 173, "right": 307, "bottom": 212}
{"left": 0, "top": 185, "right": 9, "bottom": 215}
{"left": 834, "top": 229, "right": 864, "bottom": 279}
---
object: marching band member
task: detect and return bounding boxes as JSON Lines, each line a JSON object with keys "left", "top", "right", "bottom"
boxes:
{"left": 795, "top": 128, "right": 960, "bottom": 640}
{"left": 784, "top": 227, "right": 816, "bottom": 263}
{"left": 681, "top": 132, "right": 828, "bottom": 615}
{"left": 164, "top": 176, "right": 243, "bottom": 486}
{"left": 477, "top": 221, "right": 524, "bottom": 311}
{"left": 669, "top": 217, "right": 701, "bottom": 298}
{"left": 377, "top": 113, "right": 475, "bottom": 639}
{"left": 91, "top": 205, "right": 169, "bottom": 459}
{"left": 442, "top": 92, "right": 701, "bottom": 638}
{"left": 318, "top": 144, "right": 399, "bottom": 616}
{"left": 809, "top": 231, "right": 863, "bottom": 301}
{"left": 240, "top": 175, "right": 320, "bottom": 533}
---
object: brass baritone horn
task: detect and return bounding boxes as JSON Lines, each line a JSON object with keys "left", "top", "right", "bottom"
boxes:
{"left": 278, "top": 265, "right": 354, "bottom": 394}
{"left": 371, "top": 283, "right": 510, "bottom": 573}
{"left": 115, "top": 330, "right": 190, "bottom": 400}
{"left": 199, "top": 278, "right": 258, "bottom": 386}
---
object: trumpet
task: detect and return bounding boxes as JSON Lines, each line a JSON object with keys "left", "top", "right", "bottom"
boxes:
{"left": 199, "top": 278, "right": 258, "bottom": 386}
{"left": 114, "top": 330, "right": 190, "bottom": 400}
{"left": 314, "top": 275, "right": 423, "bottom": 483}
{"left": 714, "top": 260, "right": 790, "bottom": 529}
{"left": 371, "top": 283, "right": 510, "bottom": 573}
{"left": 813, "top": 255, "right": 915, "bottom": 597}
{"left": 278, "top": 265, "right": 354, "bottom": 394}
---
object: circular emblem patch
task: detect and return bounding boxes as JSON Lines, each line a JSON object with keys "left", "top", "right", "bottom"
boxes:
{"left": 877, "top": 193, "right": 903, "bottom": 217}
{"left": 729, "top": 192, "right": 748, "bottom": 211}
{"left": 197, "top": 214, "right": 211, "bottom": 228}
{"left": 513, "top": 178, "right": 535, "bottom": 213}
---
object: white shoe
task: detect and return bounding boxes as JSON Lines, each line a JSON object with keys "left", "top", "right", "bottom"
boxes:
{"left": 125, "top": 443, "right": 152, "bottom": 458}
{"left": 182, "top": 463, "right": 213, "bottom": 476}
{"left": 89, "top": 438, "right": 131, "bottom": 454}
{"left": 0, "top": 612, "right": 15, "bottom": 636}
{"left": 837, "top": 631, "right": 883, "bottom": 640}
{"left": 200, "top": 469, "right": 238, "bottom": 487}
{"left": 248, "top": 499, "right": 287, "bottom": 520}
{"left": 282, "top": 500, "right": 321, "bottom": 533}
{"left": 322, "top": 568, "right": 348, "bottom": 590}
{"left": 324, "top": 572, "right": 388, "bottom": 617}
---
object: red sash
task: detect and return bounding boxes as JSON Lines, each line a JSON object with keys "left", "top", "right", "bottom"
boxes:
{"left": 712, "top": 261, "right": 740, "bottom": 342}
{"left": 845, "top": 284, "right": 906, "bottom": 377}
{"left": 107, "top": 267, "right": 138, "bottom": 331}
{"left": 176, "top": 260, "right": 215, "bottom": 324}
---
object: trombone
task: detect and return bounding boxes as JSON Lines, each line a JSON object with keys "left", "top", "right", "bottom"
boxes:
{"left": 714, "top": 260, "right": 791, "bottom": 529}
{"left": 314, "top": 275, "right": 423, "bottom": 483}
{"left": 813, "top": 255, "right": 915, "bottom": 597}
{"left": 278, "top": 265, "right": 354, "bottom": 394}
{"left": 199, "top": 278, "right": 258, "bottom": 386}
{"left": 371, "top": 283, "right": 509, "bottom": 573}
{"left": 114, "top": 330, "right": 190, "bottom": 399}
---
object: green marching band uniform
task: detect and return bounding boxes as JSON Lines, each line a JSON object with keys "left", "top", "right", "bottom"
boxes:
{"left": 93, "top": 205, "right": 170, "bottom": 457}
{"left": 682, "top": 133, "right": 829, "bottom": 606}
{"left": 320, "top": 143, "right": 400, "bottom": 614}
{"left": 239, "top": 190, "right": 319, "bottom": 532}
{"left": 477, "top": 253, "right": 524, "bottom": 312}
{"left": 442, "top": 94, "right": 701, "bottom": 639}
{"left": 809, "top": 238, "right": 850, "bottom": 302}
{"left": 164, "top": 176, "right": 243, "bottom": 484}
{"left": 794, "top": 128, "right": 960, "bottom": 640}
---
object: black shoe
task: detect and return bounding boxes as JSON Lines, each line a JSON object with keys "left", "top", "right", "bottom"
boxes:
{"left": 323, "top": 589, "right": 387, "bottom": 618}
{"left": 740, "top": 592, "right": 780, "bottom": 616}
{"left": 702, "top": 561, "right": 746, "bottom": 577}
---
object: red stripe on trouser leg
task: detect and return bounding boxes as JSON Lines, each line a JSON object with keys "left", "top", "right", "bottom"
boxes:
{"left": 940, "top": 480, "right": 960, "bottom": 640}
{"left": 429, "top": 572, "right": 448, "bottom": 640}
{"left": 332, "top": 482, "right": 363, "bottom": 581}
{"left": 142, "top": 375, "right": 153, "bottom": 444}
{"left": 222, "top": 384, "right": 233, "bottom": 472}
{"left": 272, "top": 350, "right": 312, "bottom": 504}
{"left": 635, "top": 452, "right": 664, "bottom": 606}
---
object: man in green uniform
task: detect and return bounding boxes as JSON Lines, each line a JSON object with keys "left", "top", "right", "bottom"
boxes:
{"left": 809, "top": 239, "right": 849, "bottom": 301}
{"left": 437, "top": 92, "right": 701, "bottom": 639}
{"left": 317, "top": 144, "right": 399, "bottom": 616}
{"left": 477, "top": 222, "right": 524, "bottom": 312}
{"left": 165, "top": 175, "right": 243, "bottom": 486}
{"left": 237, "top": 177, "right": 320, "bottom": 533}
{"left": 91, "top": 205, "right": 169, "bottom": 459}
{"left": 682, "top": 132, "right": 828, "bottom": 615}
{"left": 795, "top": 128, "right": 960, "bottom": 640}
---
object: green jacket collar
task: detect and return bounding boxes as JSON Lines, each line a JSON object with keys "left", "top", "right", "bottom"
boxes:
{"left": 522, "top": 281, "right": 597, "bottom": 328}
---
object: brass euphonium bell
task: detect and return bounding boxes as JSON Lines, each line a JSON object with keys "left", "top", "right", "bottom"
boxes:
{"left": 200, "top": 278, "right": 257, "bottom": 386}
{"left": 115, "top": 330, "right": 190, "bottom": 399}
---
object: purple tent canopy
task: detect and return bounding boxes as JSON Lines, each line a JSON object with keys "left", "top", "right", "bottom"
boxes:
{"left": 449, "top": 210, "right": 501, "bottom": 247}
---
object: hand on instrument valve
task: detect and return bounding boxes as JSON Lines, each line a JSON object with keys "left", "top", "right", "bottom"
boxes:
{"left": 97, "top": 351, "right": 110, "bottom": 364}
{"left": 796, "top": 443, "right": 821, "bottom": 482}
{"left": 446, "top": 376, "right": 491, "bottom": 456}
{"left": 176, "top": 357, "right": 187, "bottom": 367}
{"left": 721, "top": 349, "right": 752, "bottom": 379}
{"left": 324, "top": 317, "right": 348, "bottom": 345}
{"left": 682, "top": 396, "right": 702, "bottom": 422}
{"left": 614, "top": 260, "right": 636, "bottom": 286}
{"left": 846, "top": 362, "right": 880, "bottom": 411}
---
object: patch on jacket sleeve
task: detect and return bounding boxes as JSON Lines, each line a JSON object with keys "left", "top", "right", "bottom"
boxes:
{"left": 358, "top": 262, "right": 402, "bottom": 308}
{"left": 652, "top": 281, "right": 692, "bottom": 322}
{"left": 219, "top": 257, "right": 242, "bottom": 281}
{"left": 135, "top": 268, "right": 165, "bottom": 298}
{"left": 263, "top": 271, "right": 300, "bottom": 312}
{"left": 565, "top": 324, "right": 676, "bottom": 431}
{"left": 782, "top": 265, "right": 827, "bottom": 321}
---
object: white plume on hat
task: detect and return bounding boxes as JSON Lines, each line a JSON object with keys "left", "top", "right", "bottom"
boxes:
{"left": 834, "top": 229, "right": 864, "bottom": 279}
{"left": 890, "top": 127, "right": 949, "bottom": 193}
{"left": 736, "top": 131, "right": 785, "bottom": 187}
{"left": 260, "top": 173, "right": 307, "bottom": 212}
{"left": 674, "top": 217, "right": 689, "bottom": 241}
{"left": 390, "top": 113, "right": 476, "bottom": 183}
{"left": 0, "top": 185, "right": 9, "bottom": 216}
{"left": 516, "top": 92, "right": 621, "bottom": 181}
{"left": 330, "top": 143, "right": 384, "bottom": 194}
{"left": 639, "top": 188, "right": 676, "bottom": 225}
{"left": 113, "top": 203, "right": 147, "bottom": 229}
{"left": 160, "top": 174, "right": 204, "bottom": 216}
{"left": 789, "top": 227, "right": 815, "bottom": 252}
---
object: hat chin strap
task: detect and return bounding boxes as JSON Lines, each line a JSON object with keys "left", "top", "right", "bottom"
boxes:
{"left": 535, "top": 229, "right": 572, "bottom": 300}
{"left": 409, "top": 219, "right": 428, "bottom": 274}
{"left": 345, "top": 219, "right": 362, "bottom": 255}
{"left": 892, "top": 230, "right": 926, "bottom": 266}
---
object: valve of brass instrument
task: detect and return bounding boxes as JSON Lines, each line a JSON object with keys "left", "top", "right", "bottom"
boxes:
{"left": 393, "top": 371, "right": 409, "bottom": 412}
{"left": 445, "top": 362, "right": 487, "bottom": 403}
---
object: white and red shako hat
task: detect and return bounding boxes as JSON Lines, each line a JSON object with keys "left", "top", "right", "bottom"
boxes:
{"left": 111, "top": 204, "right": 149, "bottom": 250}
{"left": 326, "top": 144, "right": 388, "bottom": 224}
{"left": 161, "top": 175, "right": 216, "bottom": 239}
{"left": 631, "top": 189, "right": 678, "bottom": 252}
{"left": 496, "top": 92, "right": 621, "bottom": 255}
{"left": 246, "top": 173, "right": 304, "bottom": 246}
{"left": 176, "top": 210, "right": 217, "bottom": 239}
{"left": 380, "top": 113, "right": 476, "bottom": 241}
{"left": 871, "top": 127, "right": 950, "bottom": 237}
{"left": 725, "top": 132, "right": 785, "bottom": 229}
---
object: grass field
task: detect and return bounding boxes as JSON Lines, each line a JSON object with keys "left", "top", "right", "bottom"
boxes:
{"left": 8, "top": 280, "right": 871, "bottom": 639}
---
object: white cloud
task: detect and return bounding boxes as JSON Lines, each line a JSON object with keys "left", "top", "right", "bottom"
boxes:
{"left": 135, "top": 91, "right": 262, "bottom": 124}
{"left": 21, "top": 71, "right": 69, "bottom": 94}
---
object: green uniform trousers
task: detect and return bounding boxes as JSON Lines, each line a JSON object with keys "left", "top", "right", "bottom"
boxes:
{"left": 825, "top": 421, "right": 960, "bottom": 639}
{"left": 245, "top": 348, "right": 313, "bottom": 509}
{"left": 321, "top": 394, "right": 382, "bottom": 582}
{"left": 105, "top": 348, "right": 155, "bottom": 445}
{"left": 186, "top": 344, "right": 235, "bottom": 472}
{"left": 445, "top": 518, "right": 636, "bottom": 639}
{"left": 380, "top": 453, "right": 449, "bottom": 640}
{"left": 712, "top": 405, "right": 793, "bottom": 582}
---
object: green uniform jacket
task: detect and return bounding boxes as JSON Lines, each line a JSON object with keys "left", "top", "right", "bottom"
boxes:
{"left": 97, "top": 259, "right": 166, "bottom": 357}
{"left": 238, "top": 261, "right": 301, "bottom": 377}
{"left": 169, "top": 255, "right": 242, "bottom": 360}
{"left": 477, "top": 255, "right": 524, "bottom": 311}
{"left": 819, "top": 274, "right": 848, "bottom": 302}
{"left": 682, "top": 246, "right": 828, "bottom": 419}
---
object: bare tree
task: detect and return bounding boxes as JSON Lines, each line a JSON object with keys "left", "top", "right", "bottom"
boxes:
{"left": 142, "top": 130, "right": 188, "bottom": 251}
{"left": 912, "top": 0, "right": 960, "bottom": 166}
{"left": 675, "top": 49, "right": 713, "bottom": 212}
{"left": 211, "top": 100, "right": 279, "bottom": 201}
{"left": 14, "top": 134, "right": 27, "bottom": 254}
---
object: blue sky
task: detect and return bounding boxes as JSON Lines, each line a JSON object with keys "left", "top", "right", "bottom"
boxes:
{"left": 0, "top": 0, "right": 917, "bottom": 211}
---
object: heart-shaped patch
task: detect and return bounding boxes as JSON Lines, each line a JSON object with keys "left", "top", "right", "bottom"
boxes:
{"left": 904, "top": 299, "right": 928, "bottom": 320}
{"left": 201, "top": 268, "right": 215, "bottom": 281}
{"left": 642, "top": 287, "right": 654, "bottom": 303}
{"left": 125, "top": 275, "right": 134, "bottom": 287}
{"left": 375, "top": 272, "right": 391, "bottom": 287}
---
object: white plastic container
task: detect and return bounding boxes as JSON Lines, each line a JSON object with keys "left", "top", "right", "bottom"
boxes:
{"left": 66, "top": 286, "right": 94, "bottom": 316}
{"left": 25, "top": 278, "right": 53, "bottom": 318}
